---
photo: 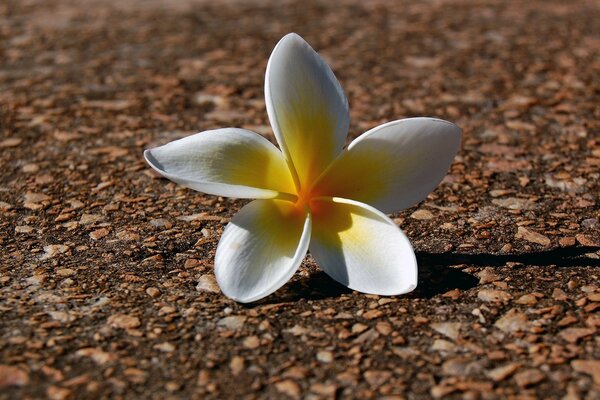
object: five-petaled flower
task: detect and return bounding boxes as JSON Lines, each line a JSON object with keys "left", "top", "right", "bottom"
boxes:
{"left": 144, "top": 33, "right": 461, "bottom": 302}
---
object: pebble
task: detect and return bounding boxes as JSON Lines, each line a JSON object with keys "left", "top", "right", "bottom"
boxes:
{"left": 217, "top": 316, "right": 246, "bottom": 330}
{"left": 571, "top": 360, "right": 600, "bottom": 385}
{"left": 515, "top": 294, "right": 538, "bottom": 305}
{"left": 559, "top": 327, "right": 596, "bottom": 343}
{"left": 316, "top": 351, "right": 334, "bottom": 363}
{"left": 79, "top": 214, "right": 104, "bottom": 225}
{"left": 107, "top": 313, "right": 141, "bottom": 329}
{"left": 410, "top": 209, "right": 434, "bottom": 220}
{"left": 154, "top": 342, "right": 175, "bottom": 352}
{"left": 229, "top": 356, "right": 244, "bottom": 375}
{"left": 0, "top": 365, "right": 29, "bottom": 387}
{"left": 363, "top": 370, "right": 392, "bottom": 387}
{"left": 430, "top": 322, "right": 462, "bottom": 341}
{"left": 196, "top": 275, "right": 220, "bottom": 293}
{"left": 576, "top": 234, "right": 599, "bottom": 247}
{"left": 494, "top": 309, "right": 530, "bottom": 333}
{"left": 75, "top": 348, "right": 115, "bottom": 365}
{"left": 0, "top": 138, "right": 22, "bottom": 147}
{"left": 514, "top": 369, "right": 545, "bottom": 388}
{"left": 145, "top": 287, "right": 161, "bottom": 298}
{"left": 515, "top": 226, "right": 551, "bottom": 246}
{"left": 492, "top": 197, "right": 535, "bottom": 210}
{"left": 89, "top": 228, "right": 109, "bottom": 240}
{"left": 478, "top": 289, "right": 512, "bottom": 302}
{"left": 486, "top": 363, "right": 522, "bottom": 382}
{"left": 431, "top": 339, "right": 457, "bottom": 352}
{"left": 41, "top": 244, "right": 69, "bottom": 260}
{"left": 476, "top": 267, "right": 500, "bottom": 284}
{"left": 243, "top": 336, "right": 260, "bottom": 349}
{"left": 47, "top": 386, "right": 71, "bottom": 400}
{"left": 275, "top": 379, "right": 301, "bottom": 398}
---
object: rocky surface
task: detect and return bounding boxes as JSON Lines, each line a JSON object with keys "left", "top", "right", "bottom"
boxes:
{"left": 1, "top": 0, "right": 599, "bottom": 398}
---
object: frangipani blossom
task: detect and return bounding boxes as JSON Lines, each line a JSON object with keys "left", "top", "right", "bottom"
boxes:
{"left": 144, "top": 33, "right": 461, "bottom": 303}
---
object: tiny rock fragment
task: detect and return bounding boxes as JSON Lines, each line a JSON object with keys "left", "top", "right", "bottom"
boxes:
{"left": 154, "top": 342, "right": 175, "bottom": 352}
{"left": 576, "top": 234, "right": 599, "bottom": 247}
{"left": 41, "top": 245, "right": 69, "bottom": 260}
{"left": 0, "top": 365, "right": 29, "bottom": 387}
{"left": 196, "top": 275, "right": 220, "bottom": 293}
{"left": 559, "top": 327, "right": 596, "bottom": 343}
{"left": 514, "top": 369, "right": 545, "bottom": 388}
{"left": 363, "top": 370, "right": 392, "bottom": 388}
{"left": 430, "top": 322, "right": 462, "bottom": 341}
{"left": 494, "top": 309, "right": 530, "bottom": 333}
{"left": 75, "top": 348, "right": 115, "bottom": 365}
{"left": 487, "top": 363, "right": 522, "bottom": 382}
{"left": 477, "top": 267, "right": 500, "bottom": 284}
{"left": 478, "top": 289, "right": 512, "bottom": 303}
{"left": 515, "top": 294, "right": 538, "bottom": 305}
{"left": 47, "top": 386, "right": 71, "bottom": 400}
{"left": 316, "top": 351, "right": 334, "bottom": 363}
{"left": 89, "top": 228, "right": 109, "bottom": 240}
{"left": 275, "top": 379, "right": 301, "bottom": 399}
{"left": 217, "top": 316, "right": 246, "bottom": 330}
{"left": 515, "top": 226, "right": 551, "bottom": 246}
{"left": 0, "top": 201, "right": 13, "bottom": 211}
{"left": 492, "top": 197, "right": 535, "bottom": 210}
{"left": 431, "top": 339, "right": 457, "bottom": 352}
{"left": 56, "top": 268, "right": 76, "bottom": 277}
{"left": 145, "top": 287, "right": 161, "bottom": 298}
{"left": 310, "top": 383, "right": 337, "bottom": 397}
{"left": 107, "top": 313, "right": 141, "bottom": 329}
{"left": 243, "top": 335, "right": 260, "bottom": 349}
{"left": 552, "top": 288, "right": 568, "bottom": 301}
{"left": 0, "top": 138, "right": 22, "bottom": 147}
{"left": 571, "top": 360, "right": 600, "bottom": 385}
{"left": 229, "top": 356, "right": 244, "bottom": 375}
{"left": 362, "top": 309, "right": 383, "bottom": 320}
{"left": 79, "top": 214, "right": 104, "bottom": 225}
{"left": 411, "top": 209, "right": 434, "bottom": 220}
{"left": 559, "top": 237, "right": 576, "bottom": 247}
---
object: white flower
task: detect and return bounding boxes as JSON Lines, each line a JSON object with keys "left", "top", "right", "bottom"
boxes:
{"left": 144, "top": 33, "right": 461, "bottom": 303}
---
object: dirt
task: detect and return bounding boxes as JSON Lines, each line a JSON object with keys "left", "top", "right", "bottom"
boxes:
{"left": 1, "top": 0, "right": 599, "bottom": 399}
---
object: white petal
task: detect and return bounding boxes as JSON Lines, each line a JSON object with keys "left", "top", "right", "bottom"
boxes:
{"left": 313, "top": 117, "right": 461, "bottom": 213}
{"left": 309, "top": 197, "right": 417, "bottom": 296}
{"left": 215, "top": 199, "right": 310, "bottom": 303}
{"left": 144, "top": 128, "right": 296, "bottom": 199}
{"left": 265, "top": 33, "right": 349, "bottom": 189}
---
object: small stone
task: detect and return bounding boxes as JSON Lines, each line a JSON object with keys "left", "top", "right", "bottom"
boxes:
{"left": 559, "top": 327, "right": 596, "bottom": 343}
{"left": 149, "top": 218, "right": 172, "bottom": 229}
{"left": 145, "top": 287, "right": 161, "bottom": 298}
{"left": 559, "top": 237, "right": 576, "bottom": 247}
{"left": 494, "top": 309, "right": 530, "bottom": 333}
{"left": 363, "top": 309, "right": 384, "bottom": 320}
{"left": 514, "top": 369, "right": 545, "bottom": 388}
{"left": 15, "top": 225, "right": 34, "bottom": 233}
{"left": 478, "top": 289, "right": 512, "bottom": 302}
{"left": 47, "top": 386, "right": 71, "bottom": 400}
{"left": 217, "top": 315, "right": 246, "bottom": 330}
{"left": 75, "top": 348, "right": 115, "bottom": 365}
{"left": 515, "top": 294, "right": 538, "bottom": 305}
{"left": 431, "top": 339, "right": 457, "bottom": 352}
{"left": 22, "top": 163, "right": 39, "bottom": 173}
{"left": 411, "top": 209, "right": 434, "bottom": 220}
{"left": 492, "top": 197, "right": 535, "bottom": 210}
{"left": 154, "top": 342, "right": 175, "bottom": 352}
{"left": 89, "top": 228, "right": 109, "bottom": 240}
{"left": 41, "top": 244, "right": 69, "bottom": 260}
{"left": 477, "top": 267, "right": 500, "bottom": 284}
{"left": 56, "top": 268, "right": 76, "bottom": 277}
{"left": 107, "top": 313, "right": 141, "bottom": 329}
{"left": 576, "top": 234, "right": 599, "bottom": 247}
{"left": 515, "top": 226, "right": 551, "bottom": 246}
{"left": 430, "top": 322, "right": 462, "bottom": 340}
{"left": 196, "top": 275, "right": 220, "bottom": 293}
{"left": 243, "top": 336, "right": 260, "bottom": 349}
{"left": 487, "top": 363, "right": 522, "bottom": 382}
{"left": 581, "top": 218, "right": 599, "bottom": 229}
{"left": 571, "top": 360, "right": 600, "bottom": 385}
{"left": 317, "top": 351, "right": 334, "bottom": 363}
{"left": 351, "top": 323, "right": 369, "bottom": 334}
{"left": 552, "top": 288, "right": 568, "bottom": 301}
{"left": 310, "top": 383, "right": 337, "bottom": 396}
{"left": 79, "top": 214, "right": 104, "bottom": 225}
{"left": 165, "top": 382, "right": 181, "bottom": 392}
{"left": 363, "top": 370, "right": 392, "bottom": 388}
{"left": 0, "top": 365, "right": 29, "bottom": 387}
{"left": 0, "top": 138, "right": 22, "bottom": 148}
{"left": 275, "top": 379, "right": 301, "bottom": 398}
{"left": 229, "top": 356, "right": 244, "bottom": 375}
{"left": 0, "top": 201, "right": 13, "bottom": 211}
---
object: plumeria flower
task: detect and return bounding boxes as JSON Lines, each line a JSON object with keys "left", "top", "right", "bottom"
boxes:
{"left": 144, "top": 33, "right": 461, "bottom": 303}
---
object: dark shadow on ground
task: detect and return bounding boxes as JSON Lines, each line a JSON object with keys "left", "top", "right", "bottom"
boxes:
{"left": 247, "top": 247, "right": 600, "bottom": 305}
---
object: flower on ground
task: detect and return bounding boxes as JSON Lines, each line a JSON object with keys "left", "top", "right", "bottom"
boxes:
{"left": 144, "top": 33, "right": 461, "bottom": 302}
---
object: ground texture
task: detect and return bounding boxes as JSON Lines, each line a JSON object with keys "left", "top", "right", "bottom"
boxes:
{"left": 1, "top": 0, "right": 599, "bottom": 399}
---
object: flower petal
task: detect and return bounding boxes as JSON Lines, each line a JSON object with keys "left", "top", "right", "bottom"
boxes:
{"left": 215, "top": 199, "right": 310, "bottom": 303}
{"left": 313, "top": 117, "right": 461, "bottom": 213}
{"left": 265, "top": 33, "right": 349, "bottom": 190}
{"left": 144, "top": 128, "right": 296, "bottom": 199}
{"left": 309, "top": 197, "right": 417, "bottom": 296}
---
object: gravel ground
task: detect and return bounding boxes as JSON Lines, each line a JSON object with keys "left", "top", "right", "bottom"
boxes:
{"left": 1, "top": 0, "right": 599, "bottom": 399}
